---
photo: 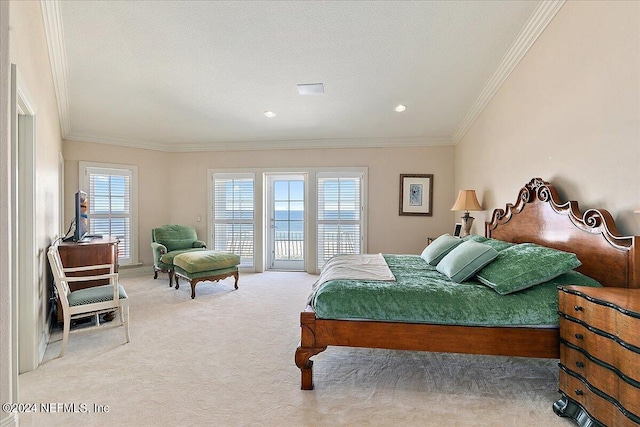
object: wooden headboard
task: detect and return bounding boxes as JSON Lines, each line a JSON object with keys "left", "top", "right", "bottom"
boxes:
{"left": 486, "top": 178, "right": 639, "bottom": 289}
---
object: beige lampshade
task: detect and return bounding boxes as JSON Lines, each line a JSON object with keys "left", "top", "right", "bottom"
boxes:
{"left": 451, "top": 190, "right": 482, "bottom": 212}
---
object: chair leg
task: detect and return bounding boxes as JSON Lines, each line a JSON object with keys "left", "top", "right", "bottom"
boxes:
{"left": 123, "top": 305, "right": 130, "bottom": 343}
{"left": 60, "top": 314, "right": 71, "bottom": 357}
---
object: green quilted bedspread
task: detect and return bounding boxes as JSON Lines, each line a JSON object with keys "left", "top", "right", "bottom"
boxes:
{"left": 309, "top": 254, "right": 602, "bottom": 327}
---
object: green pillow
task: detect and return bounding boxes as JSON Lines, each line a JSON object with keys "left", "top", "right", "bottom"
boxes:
{"left": 462, "top": 235, "right": 488, "bottom": 243}
{"left": 463, "top": 235, "right": 514, "bottom": 252}
{"left": 420, "top": 234, "right": 463, "bottom": 266}
{"left": 476, "top": 243, "right": 582, "bottom": 295}
{"left": 436, "top": 240, "right": 498, "bottom": 283}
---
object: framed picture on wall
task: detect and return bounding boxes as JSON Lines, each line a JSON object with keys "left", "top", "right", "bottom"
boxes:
{"left": 399, "top": 174, "right": 433, "bottom": 216}
{"left": 453, "top": 223, "right": 462, "bottom": 237}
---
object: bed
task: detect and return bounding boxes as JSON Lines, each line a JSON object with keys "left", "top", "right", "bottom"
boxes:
{"left": 295, "top": 178, "right": 640, "bottom": 390}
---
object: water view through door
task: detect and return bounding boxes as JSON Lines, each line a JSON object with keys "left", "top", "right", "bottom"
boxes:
{"left": 268, "top": 175, "right": 305, "bottom": 270}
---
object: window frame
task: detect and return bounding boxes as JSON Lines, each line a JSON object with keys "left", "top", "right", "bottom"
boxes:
{"left": 316, "top": 171, "right": 365, "bottom": 270}
{"left": 208, "top": 167, "right": 367, "bottom": 274}
{"left": 79, "top": 161, "right": 139, "bottom": 266}
{"left": 210, "top": 172, "right": 256, "bottom": 269}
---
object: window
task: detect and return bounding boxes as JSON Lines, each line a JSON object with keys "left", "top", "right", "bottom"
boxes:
{"left": 212, "top": 173, "right": 255, "bottom": 267}
{"left": 80, "top": 162, "right": 138, "bottom": 265}
{"left": 317, "top": 172, "right": 363, "bottom": 269}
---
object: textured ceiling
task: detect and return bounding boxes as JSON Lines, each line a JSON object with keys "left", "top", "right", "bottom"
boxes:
{"left": 42, "top": 1, "right": 562, "bottom": 151}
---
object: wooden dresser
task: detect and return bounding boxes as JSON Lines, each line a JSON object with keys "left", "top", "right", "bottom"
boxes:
{"left": 555, "top": 285, "right": 640, "bottom": 426}
{"left": 56, "top": 236, "right": 119, "bottom": 321}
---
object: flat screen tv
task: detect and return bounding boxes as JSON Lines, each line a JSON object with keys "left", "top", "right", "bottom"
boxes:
{"left": 73, "top": 190, "right": 88, "bottom": 241}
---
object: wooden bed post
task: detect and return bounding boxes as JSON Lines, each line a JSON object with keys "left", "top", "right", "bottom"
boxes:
{"left": 295, "top": 309, "right": 326, "bottom": 390}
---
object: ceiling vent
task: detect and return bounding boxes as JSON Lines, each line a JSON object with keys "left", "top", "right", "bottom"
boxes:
{"left": 297, "top": 83, "right": 324, "bottom": 95}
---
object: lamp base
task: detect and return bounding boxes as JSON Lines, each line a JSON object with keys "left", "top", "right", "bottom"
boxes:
{"left": 461, "top": 214, "right": 474, "bottom": 237}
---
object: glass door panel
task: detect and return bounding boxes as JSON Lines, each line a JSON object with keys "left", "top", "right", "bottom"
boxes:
{"left": 268, "top": 175, "right": 305, "bottom": 270}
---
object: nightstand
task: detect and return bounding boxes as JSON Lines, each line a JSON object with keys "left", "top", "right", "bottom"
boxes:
{"left": 554, "top": 285, "right": 640, "bottom": 426}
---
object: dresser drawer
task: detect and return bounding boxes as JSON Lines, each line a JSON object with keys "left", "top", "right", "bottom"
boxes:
{"left": 560, "top": 291, "right": 613, "bottom": 329}
{"left": 559, "top": 370, "right": 639, "bottom": 427}
{"left": 558, "top": 286, "right": 640, "bottom": 426}
{"left": 560, "top": 318, "right": 640, "bottom": 383}
{"left": 561, "top": 344, "right": 640, "bottom": 416}
{"left": 560, "top": 290, "right": 640, "bottom": 348}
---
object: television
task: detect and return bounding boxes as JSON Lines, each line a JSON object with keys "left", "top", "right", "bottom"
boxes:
{"left": 73, "top": 190, "right": 88, "bottom": 241}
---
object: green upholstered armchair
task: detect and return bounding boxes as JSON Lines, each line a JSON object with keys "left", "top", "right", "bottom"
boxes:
{"left": 151, "top": 224, "right": 207, "bottom": 286}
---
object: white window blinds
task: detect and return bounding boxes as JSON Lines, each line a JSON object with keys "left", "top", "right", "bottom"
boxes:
{"left": 84, "top": 165, "right": 134, "bottom": 265}
{"left": 317, "top": 172, "right": 363, "bottom": 269}
{"left": 212, "top": 173, "right": 255, "bottom": 267}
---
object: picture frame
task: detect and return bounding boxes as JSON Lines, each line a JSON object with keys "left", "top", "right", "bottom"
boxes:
{"left": 453, "top": 223, "right": 462, "bottom": 237}
{"left": 399, "top": 174, "right": 433, "bottom": 216}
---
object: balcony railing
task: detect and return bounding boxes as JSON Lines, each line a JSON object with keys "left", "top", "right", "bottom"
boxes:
{"left": 274, "top": 231, "right": 304, "bottom": 260}
{"left": 220, "top": 231, "right": 358, "bottom": 264}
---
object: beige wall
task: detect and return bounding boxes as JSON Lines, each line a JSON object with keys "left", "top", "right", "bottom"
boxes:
{"left": 0, "top": 1, "right": 11, "bottom": 423}
{"left": 3, "top": 0, "right": 63, "bottom": 407}
{"left": 455, "top": 1, "right": 640, "bottom": 237}
{"left": 62, "top": 140, "right": 171, "bottom": 265}
{"left": 63, "top": 141, "right": 456, "bottom": 268}
{"left": 11, "top": 0, "right": 63, "bottom": 365}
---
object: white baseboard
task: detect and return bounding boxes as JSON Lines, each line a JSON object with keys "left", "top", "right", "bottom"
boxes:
{"left": 118, "top": 265, "right": 154, "bottom": 278}
{"left": 38, "top": 326, "right": 49, "bottom": 365}
{"left": 0, "top": 412, "right": 18, "bottom": 427}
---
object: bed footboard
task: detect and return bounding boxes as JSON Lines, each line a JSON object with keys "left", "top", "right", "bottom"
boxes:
{"left": 296, "top": 306, "right": 561, "bottom": 390}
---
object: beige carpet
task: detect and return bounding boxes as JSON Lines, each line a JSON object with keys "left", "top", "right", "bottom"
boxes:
{"left": 18, "top": 271, "right": 574, "bottom": 426}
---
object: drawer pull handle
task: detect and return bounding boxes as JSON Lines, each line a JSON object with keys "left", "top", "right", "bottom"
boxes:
{"left": 575, "top": 333, "right": 584, "bottom": 340}
{"left": 574, "top": 305, "right": 583, "bottom": 312}
{"left": 575, "top": 389, "right": 584, "bottom": 396}
{"left": 576, "top": 361, "right": 585, "bottom": 368}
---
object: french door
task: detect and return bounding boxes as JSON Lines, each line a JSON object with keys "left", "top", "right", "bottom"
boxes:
{"left": 267, "top": 174, "right": 305, "bottom": 270}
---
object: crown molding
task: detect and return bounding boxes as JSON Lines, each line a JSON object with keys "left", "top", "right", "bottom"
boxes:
{"left": 452, "top": 0, "right": 565, "bottom": 143}
{"left": 41, "top": 0, "right": 71, "bottom": 137}
{"left": 64, "top": 133, "right": 454, "bottom": 153}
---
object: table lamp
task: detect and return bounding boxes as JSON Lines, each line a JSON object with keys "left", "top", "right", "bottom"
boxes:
{"left": 451, "top": 190, "right": 482, "bottom": 237}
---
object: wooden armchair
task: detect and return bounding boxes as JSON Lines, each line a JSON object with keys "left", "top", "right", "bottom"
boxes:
{"left": 47, "top": 242, "right": 130, "bottom": 357}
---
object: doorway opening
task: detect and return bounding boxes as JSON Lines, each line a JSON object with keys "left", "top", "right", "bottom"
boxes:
{"left": 266, "top": 174, "right": 305, "bottom": 271}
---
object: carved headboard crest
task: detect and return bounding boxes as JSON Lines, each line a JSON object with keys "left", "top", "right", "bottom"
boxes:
{"left": 489, "top": 178, "right": 625, "bottom": 245}
{"left": 486, "top": 178, "right": 639, "bottom": 289}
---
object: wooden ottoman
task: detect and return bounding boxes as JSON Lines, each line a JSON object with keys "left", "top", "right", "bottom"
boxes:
{"left": 173, "top": 250, "right": 240, "bottom": 299}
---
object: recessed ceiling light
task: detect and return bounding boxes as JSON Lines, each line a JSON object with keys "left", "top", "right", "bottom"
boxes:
{"left": 297, "top": 83, "right": 324, "bottom": 95}
{"left": 264, "top": 110, "right": 276, "bottom": 118}
{"left": 395, "top": 104, "right": 407, "bottom": 112}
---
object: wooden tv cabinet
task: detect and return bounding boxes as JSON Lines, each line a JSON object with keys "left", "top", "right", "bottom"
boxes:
{"left": 56, "top": 236, "right": 119, "bottom": 322}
